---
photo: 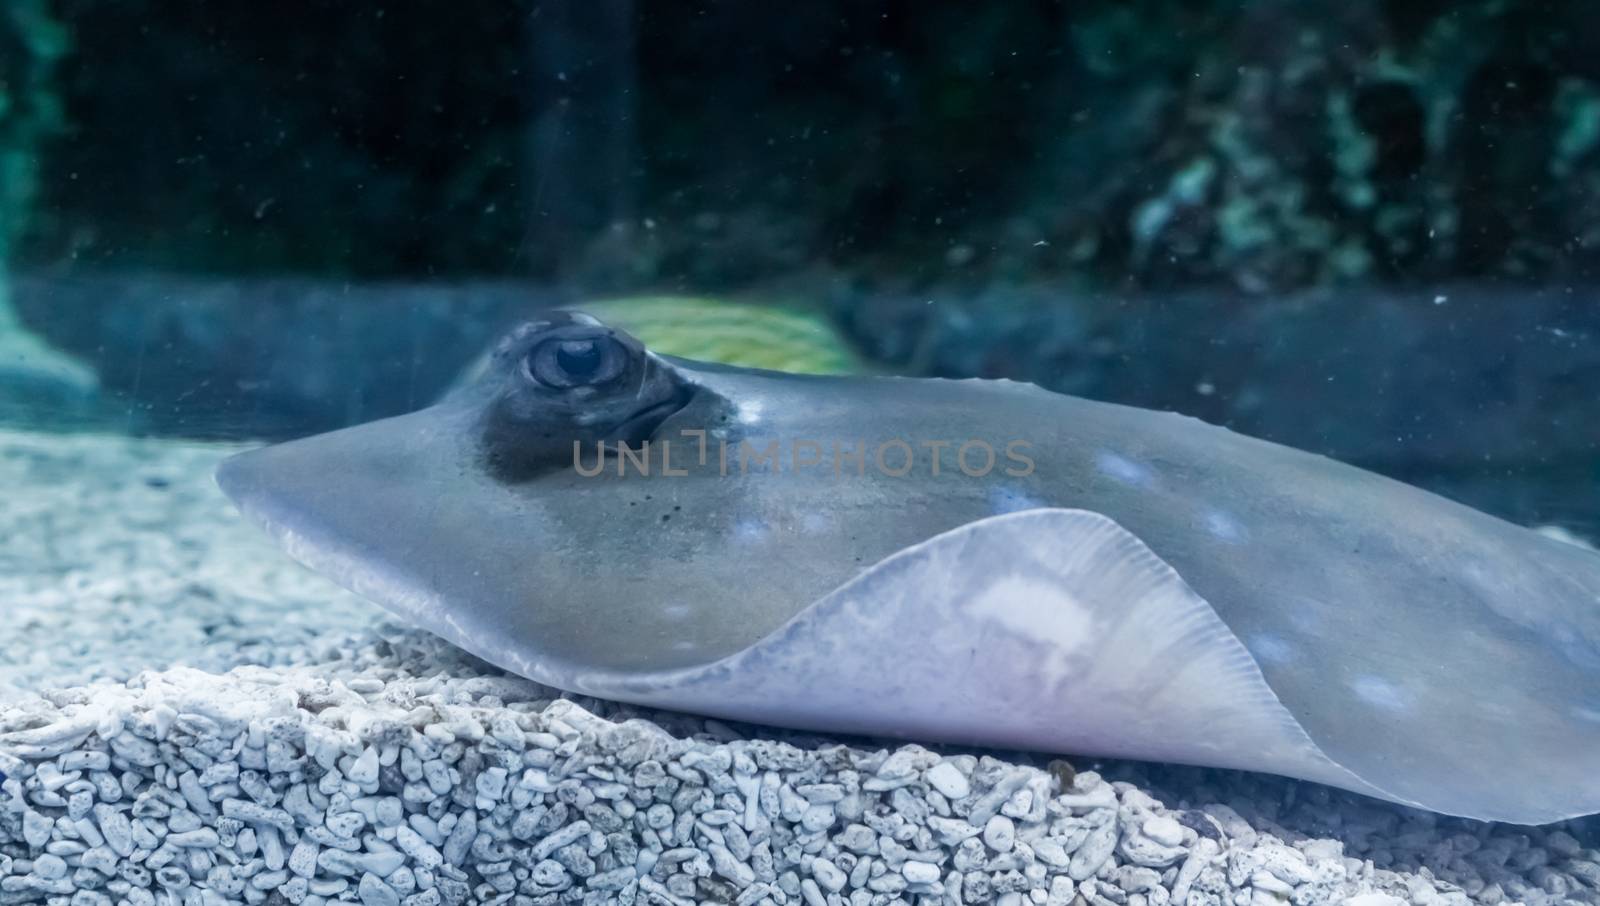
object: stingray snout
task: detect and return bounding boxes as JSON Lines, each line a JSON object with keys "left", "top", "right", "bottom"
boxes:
{"left": 215, "top": 406, "right": 473, "bottom": 568}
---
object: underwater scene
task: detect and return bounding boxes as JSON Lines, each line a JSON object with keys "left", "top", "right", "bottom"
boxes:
{"left": 4, "top": 2, "right": 1600, "bottom": 905}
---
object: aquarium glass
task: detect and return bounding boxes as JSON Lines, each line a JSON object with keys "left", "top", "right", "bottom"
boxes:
{"left": 3, "top": 3, "right": 1600, "bottom": 902}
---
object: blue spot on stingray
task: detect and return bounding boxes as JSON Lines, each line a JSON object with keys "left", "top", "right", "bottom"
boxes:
{"left": 801, "top": 512, "right": 831, "bottom": 534}
{"left": 1095, "top": 451, "right": 1152, "bottom": 488}
{"left": 989, "top": 486, "right": 1045, "bottom": 515}
{"left": 1286, "top": 600, "right": 1325, "bottom": 634}
{"left": 1246, "top": 633, "right": 1295, "bottom": 665}
{"left": 1547, "top": 621, "right": 1600, "bottom": 670}
{"left": 1573, "top": 705, "right": 1600, "bottom": 724}
{"left": 1204, "top": 509, "right": 1246, "bottom": 543}
{"left": 1349, "top": 675, "right": 1409, "bottom": 713}
{"left": 734, "top": 519, "right": 769, "bottom": 544}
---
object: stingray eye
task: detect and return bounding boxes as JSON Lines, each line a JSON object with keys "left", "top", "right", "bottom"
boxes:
{"left": 526, "top": 334, "right": 628, "bottom": 389}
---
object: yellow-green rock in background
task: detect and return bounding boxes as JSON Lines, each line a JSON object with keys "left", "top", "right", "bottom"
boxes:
{"left": 577, "top": 296, "right": 861, "bottom": 375}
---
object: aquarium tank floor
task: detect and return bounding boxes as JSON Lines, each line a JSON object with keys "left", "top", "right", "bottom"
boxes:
{"left": 1, "top": 425, "right": 1597, "bottom": 906}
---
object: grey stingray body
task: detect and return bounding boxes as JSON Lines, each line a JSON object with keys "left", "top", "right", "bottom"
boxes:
{"left": 217, "top": 316, "right": 1600, "bottom": 824}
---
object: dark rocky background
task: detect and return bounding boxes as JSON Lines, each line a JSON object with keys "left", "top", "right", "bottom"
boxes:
{"left": 18, "top": 0, "right": 1600, "bottom": 290}
{"left": 2, "top": 0, "right": 1598, "bottom": 530}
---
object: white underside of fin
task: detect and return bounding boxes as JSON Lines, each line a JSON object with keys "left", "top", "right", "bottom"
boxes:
{"left": 587, "top": 508, "right": 1406, "bottom": 807}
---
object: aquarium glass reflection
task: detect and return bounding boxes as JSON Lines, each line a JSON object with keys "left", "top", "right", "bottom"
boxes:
{"left": 3, "top": 3, "right": 1600, "bottom": 904}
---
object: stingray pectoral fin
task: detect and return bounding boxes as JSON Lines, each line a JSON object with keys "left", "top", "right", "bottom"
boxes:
{"left": 593, "top": 508, "right": 1395, "bottom": 804}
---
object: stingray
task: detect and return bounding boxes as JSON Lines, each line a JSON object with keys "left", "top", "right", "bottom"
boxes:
{"left": 216, "top": 313, "right": 1600, "bottom": 824}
